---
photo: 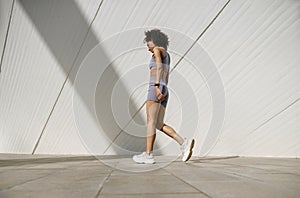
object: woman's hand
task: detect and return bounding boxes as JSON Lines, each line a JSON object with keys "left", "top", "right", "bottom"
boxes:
{"left": 155, "top": 86, "right": 165, "bottom": 101}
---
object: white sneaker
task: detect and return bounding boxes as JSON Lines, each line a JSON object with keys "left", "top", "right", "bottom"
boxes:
{"left": 181, "top": 138, "right": 195, "bottom": 162}
{"left": 133, "top": 152, "right": 155, "bottom": 164}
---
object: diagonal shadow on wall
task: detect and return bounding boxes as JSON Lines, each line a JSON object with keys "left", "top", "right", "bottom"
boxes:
{"left": 17, "top": 0, "right": 156, "bottom": 155}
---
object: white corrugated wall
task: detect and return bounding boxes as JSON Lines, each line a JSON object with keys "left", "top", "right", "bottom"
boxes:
{"left": 0, "top": 0, "right": 299, "bottom": 157}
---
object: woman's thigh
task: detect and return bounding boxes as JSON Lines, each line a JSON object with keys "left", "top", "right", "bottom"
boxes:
{"left": 146, "top": 100, "right": 160, "bottom": 123}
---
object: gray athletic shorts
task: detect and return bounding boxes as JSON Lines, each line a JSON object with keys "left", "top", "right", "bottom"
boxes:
{"left": 147, "top": 85, "right": 169, "bottom": 107}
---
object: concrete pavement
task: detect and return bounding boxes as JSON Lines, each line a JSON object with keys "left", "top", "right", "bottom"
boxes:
{"left": 0, "top": 154, "right": 299, "bottom": 197}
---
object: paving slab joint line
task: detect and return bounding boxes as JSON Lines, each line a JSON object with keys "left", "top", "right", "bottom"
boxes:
{"left": 228, "top": 172, "right": 265, "bottom": 182}
{"left": 219, "top": 163, "right": 276, "bottom": 172}
{"left": 94, "top": 170, "right": 113, "bottom": 198}
{"left": 0, "top": 160, "right": 78, "bottom": 192}
{"left": 184, "top": 162, "right": 265, "bottom": 183}
{"left": 0, "top": 171, "right": 54, "bottom": 192}
{"left": 162, "top": 168, "right": 212, "bottom": 198}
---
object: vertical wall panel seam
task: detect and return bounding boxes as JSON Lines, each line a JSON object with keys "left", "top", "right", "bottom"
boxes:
{"left": 31, "top": 0, "right": 105, "bottom": 154}
{"left": 0, "top": 0, "right": 15, "bottom": 73}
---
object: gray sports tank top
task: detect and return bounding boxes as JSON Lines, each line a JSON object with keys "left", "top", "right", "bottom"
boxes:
{"left": 149, "top": 52, "right": 170, "bottom": 86}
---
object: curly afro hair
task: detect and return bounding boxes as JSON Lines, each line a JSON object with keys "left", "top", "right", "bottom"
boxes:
{"left": 144, "top": 29, "right": 169, "bottom": 50}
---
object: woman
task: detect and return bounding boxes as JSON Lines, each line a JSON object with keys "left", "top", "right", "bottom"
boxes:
{"left": 133, "top": 29, "right": 195, "bottom": 164}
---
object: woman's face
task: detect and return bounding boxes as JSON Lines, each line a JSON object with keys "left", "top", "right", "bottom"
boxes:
{"left": 146, "top": 40, "right": 156, "bottom": 53}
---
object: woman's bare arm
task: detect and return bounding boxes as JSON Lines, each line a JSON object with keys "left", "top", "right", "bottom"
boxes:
{"left": 153, "top": 47, "right": 163, "bottom": 85}
{"left": 153, "top": 47, "right": 165, "bottom": 101}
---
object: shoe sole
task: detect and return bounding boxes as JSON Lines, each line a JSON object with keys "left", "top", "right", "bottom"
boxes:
{"left": 184, "top": 139, "right": 195, "bottom": 162}
{"left": 133, "top": 160, "right": 155, "bottom": 164}
{"left": 133, "top": 157, "right": 155, "bottom": 164}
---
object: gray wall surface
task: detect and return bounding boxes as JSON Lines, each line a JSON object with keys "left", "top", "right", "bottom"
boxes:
{"left": 0, "top": 0, "right": 299, "bottom": 157}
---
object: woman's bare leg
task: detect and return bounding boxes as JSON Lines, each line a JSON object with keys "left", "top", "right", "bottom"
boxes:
{"left": 156, "top": 105, "right": 184, "bottom": 145}
{"left": 146, "top": 100, "right": 160, "bottom": 154}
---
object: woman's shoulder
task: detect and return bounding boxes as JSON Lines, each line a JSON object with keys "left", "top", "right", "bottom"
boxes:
{"left": 153, "top": 46, "right": 168, "bottom": 58}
